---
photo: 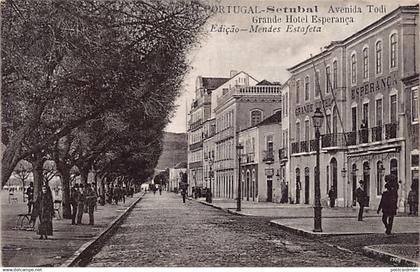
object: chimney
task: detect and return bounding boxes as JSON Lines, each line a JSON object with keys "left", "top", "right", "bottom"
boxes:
{"left": 230, "top": 70, "right": 238, "bottom": 78}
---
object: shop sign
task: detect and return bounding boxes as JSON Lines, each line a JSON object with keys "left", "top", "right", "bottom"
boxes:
{"left": 351, "top": 73, "right": 398, "bottom": 100}
{"left": 295, "top": 97, "right": 333, "bottom": 116}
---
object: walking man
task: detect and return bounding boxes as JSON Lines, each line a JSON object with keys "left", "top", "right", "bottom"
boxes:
{"left": 377, "top": 182, "right": 398, "bottom": 234}
{"left": 76, "top": 184, "right": 85, "bottom": 225}
{"left": 85, "top": 183, "right": 97, "bottom": 225}
{"left": 181, "top": 189, "right": 186, "bottom": 203}
{"left": 355, "top": 180, "right": 367, "bottom": 221}
{"left": 26, "top": 182, "right": 34, "bottom": 214}
{"left": 70, "top": 184, "right": 80, "bottom": 225}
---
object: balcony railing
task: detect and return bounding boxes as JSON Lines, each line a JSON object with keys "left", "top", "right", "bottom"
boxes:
{"left": 371, "top": 126, "right": 383, "bottom": 142}
{"left": 279, "top": 148, "right": 288, "bottom": 160}
{"left": 215, "top": 127, "right": 234, "bottom": 142}
{"left": 189, "top": 119, "right": 202, "bottom": 130}
{"left": 346, "top": 131, "right": 357, "bottom": 145}
{"left": 263, "top": 150, "right": 275, "bottom": 163}
{"left": 359, "top": 128, "right": 369, "bottom": 144}
{"left": 242, "top": 153, "right": 255, "bottom": 163}
{"left": 291, "top": 142, "right": 300, "bottom": 154}
{"left": 310, "top": 139, "right": 317, "bottom": 151}
{"left": 385, "top": 123, "right": 397, "bottom": 139}
{"left": 300, "top": 141, "right": 309, "bottom": 152}
{"left": 189, "top": 141, "right": 203, "bottom": 151}
{"left": 321, "top": 133, "right": 347, "bottom": 148}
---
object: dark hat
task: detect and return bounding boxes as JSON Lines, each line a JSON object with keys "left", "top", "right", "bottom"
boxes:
{"left": 74, "top": 184, "right": 79, "bottom": 188}
{"left": 359, "top": 180, "right": 364, "bottom": 184}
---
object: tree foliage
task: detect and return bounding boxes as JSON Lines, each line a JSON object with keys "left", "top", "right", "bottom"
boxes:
{"left": 2, "top": 0, "right": 210, "bottom": 188}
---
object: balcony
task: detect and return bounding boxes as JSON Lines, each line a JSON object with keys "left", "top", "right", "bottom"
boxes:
{"left": 215, "top": 127, "right": 234, "bottom": 143}
{"left": 189, "top": 119, "right": 202, "bottom": 131}
{"left": 300, "top": 141, "right": 309, "bottom": 152}
{"left": 385, "top": 123, "right": 397, "bottom": 139}
{"left": 321, "top": 133, "right": 347, "bottom": 148}
{"left": 371, "top": 126, "right": 383, "bottom": 142}
{"left": 310, "top": 139, "right": 318, "bottom": 151}
{"left": 359, "top": 129, "right": 369, "bottom": 144}
{"left": 291, "top": 142, "right": 300, "bottom": 154}
{"left": 189, "top": 141, "right": 203, "bottom": 151}
{"left": 279, "top": 148, "right": 288, "bottom": 161}
{"left": 242, "top": 153, "right": 255, "bottom": 163}
{"left": 263, "top": 150, "right": 275, "bottom": 164}
{"left": 346, "top": 131, "right": 357, "bottom": 145}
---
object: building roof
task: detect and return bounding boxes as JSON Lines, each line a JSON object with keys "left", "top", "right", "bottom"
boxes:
{"left": 256, "top": 80, "right": 282, "bottom": 86}
{"left": 202, "top": 77, "right": 229, "bottom": 90}
{"left": 257, "top": 111, "right": 282, "bottom": 127}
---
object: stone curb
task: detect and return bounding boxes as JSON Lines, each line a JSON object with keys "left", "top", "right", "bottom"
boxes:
{"left": 362, "top": 245, "right": 419, "bottom": 267}
{"left": 194, "top": 199, "right": 252, "bottom": 216}
{"left": 60, "top": 192, "right": 146, "bottom": 267}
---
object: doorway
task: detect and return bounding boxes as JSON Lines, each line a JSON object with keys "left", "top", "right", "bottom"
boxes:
{"left": 267, "top": 177, "right": 273, "bottom": 202}
{"left": 304, "top": 167, "right": 310, "bottom": 204}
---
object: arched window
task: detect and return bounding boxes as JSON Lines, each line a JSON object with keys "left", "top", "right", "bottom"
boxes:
{"left": 375, "top": 41, "right": 382, "bottom": 74}
{"left": 363, "top": 47, "right": 369, "bottom": 79}
{"left": 304, "top": 76, "right": 310, "bottom": 101}
{"left": 250, "top": 110, "right": 262, "bottom": 126}
{"left": 390, "top": 33, "right": 397, "bottom": 69}
{"left": 332, "top": 60, "right": 338, "bottom": 89}
{"left": 330, "top": 158, "right": 338, "bottom": 192}
{"left": 304, "top": 167, "right": 310, "bottom": 204}
{"left": 351, "top": 53, "right": 357, "bottom": 84}
{"left": 296, "top": 80, "right": 300, "bottom": 104}
{"left": 376, "top": 161, "right": 384, "bottom": 195}
{"left": 332, "top": 107, "right": 338, "bottom": 134}
{"left": 296, "top": 168, "right": 301, "bottom": 204}
{"left": 390, "top": 159, "right": 398, "bottom": 182}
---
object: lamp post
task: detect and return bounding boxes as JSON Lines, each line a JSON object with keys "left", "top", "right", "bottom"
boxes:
{"left": 207, "top": 158, "right": 214, "bottom": 203}
{"left": 236, "top": 144, "right": 244, "bottom": 212}
{"left": 312, "top": 107, "right": 324, "bottom": 232}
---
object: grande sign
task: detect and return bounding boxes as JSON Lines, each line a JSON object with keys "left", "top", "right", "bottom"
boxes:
{"left": 295, "top": 97, "right": 333, "bottom": 116}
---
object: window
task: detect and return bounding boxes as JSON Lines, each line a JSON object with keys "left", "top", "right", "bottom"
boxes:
{"left": 332, "top": 107, "right": 338, "bottom": 134}
{"left": 315, "top": 71, "right": 320, "bottom": 97}
{"left": 296, "top": 80, "right": 300, "bottom": 104}
{"left": 333, "top": 60, "right": 338, "bottom": 89}
{"left": 296, "top": 122, "right": 301, "bottom": 142}
{"left": 375, "top": 41, "right": 382, "bottom": 74}
{"left": 325, "top": 113, "right": 331, "bottom": 134}
{"left": 351, "top": 53, "right": 357, "bottom": 84}
{"left": 304, "top": 120, "right": 310, "bottom": 142}
{"left": 412, "top": 87, "right": 419, "bottom": 123}
{"left": 376, "top": 98, "right": 383, "bottom": 126}
{"left": 377, "top": 161, "right": 384, "bottom": 195}
{"left": 363, "top": 103, "right": 369, "bottom": 127}
{"left": 390, "top": 33, "right": 397, "bottom": 69}
{"left": 304, "top": 76, "right": 310, "bottom": 100}
{"left": 250, "top": 110, "right": 262, "bottom": 126}
{"left": 285, "top": 93, "right": 288, "bottom": 117}
{"left": 352, "top": 106, "right": 357, "bottom": 131}
{"left": 363, "top": 47, "right": 369, "bottom": 79}
{"left": 390, "top": 95, "right": 397, "bottom": 123}
{"left": 266, "top": 135, "right": 273, "bottom": 152}
{"left": 326, "top": 66, "right": 331, "bottom": 93}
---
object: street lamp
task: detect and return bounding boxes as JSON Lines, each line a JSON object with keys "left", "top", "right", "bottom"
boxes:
{"left": 236, "top": 144, "right": 244, "bottom": 212}
{"left": 207, "top": 158, "right": 214, "bottom": 203}
{"left": 312, "top": 107, "right": 324, "bottom": 232}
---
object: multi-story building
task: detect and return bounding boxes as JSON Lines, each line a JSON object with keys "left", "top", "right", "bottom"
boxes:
{"left": 187, "top": 76, "right": 229, "bottom": 195}
{"left": 213, "top": 78, "right": 282, "bottom": 200}
{"left": 239, "top": 111, "right": 283, "bottom": 202}
{"left": 287, "top": 5, "right": 419, "bottom": 210}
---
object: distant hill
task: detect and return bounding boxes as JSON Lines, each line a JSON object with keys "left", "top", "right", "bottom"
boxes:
{"left": 156, "top": 132, "right": 187, "bottom": 170}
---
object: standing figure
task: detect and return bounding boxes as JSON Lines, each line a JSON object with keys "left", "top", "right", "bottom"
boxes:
{"left": 377, "top": 182, "right": 398, "bottom": 234}
{"left": 70, "top": 184, "right": 80, "bottom": 225}
{"left": 32, "top": 185, "right": 54, "bottom": 239}
{"left": 113, "top": 186, "right": 120, "bottom": 205}
{"left": 181, "top": 189, "right": 187, "bottom": 203}
{"left": 85, "top": 184, "right": 97, "bottom": 225}
{"left": 355, "top": 180, "right": 367, "bottom": 221}
{"left": 26, "top": 182, "right": 34, "bottom": 214}
{"left": 76, "top": 184, "right": 85, "bottom": 225}
{"left": 159, "top": 186, "right": 162, "bottom": 195}
{"left": 328, "top": 186, "right": 336, "bottom": 208}
{"left": 408, "top": 186, "right": 418, "bottom": 216}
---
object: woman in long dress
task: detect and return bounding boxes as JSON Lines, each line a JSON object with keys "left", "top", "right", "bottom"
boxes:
{"left": 32, "top": 185, "right": 54, "bottom": 239}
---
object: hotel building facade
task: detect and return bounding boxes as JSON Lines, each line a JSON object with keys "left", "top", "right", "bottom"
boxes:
{"left": 287, "top": 5, "right": 419, "bottom": 210}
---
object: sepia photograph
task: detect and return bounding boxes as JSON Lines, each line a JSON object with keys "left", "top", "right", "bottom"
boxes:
{"left": 1, "top": 0, "right": 419, "bottom": 269}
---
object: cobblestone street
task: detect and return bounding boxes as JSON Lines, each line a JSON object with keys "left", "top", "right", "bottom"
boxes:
{"left": 87, "top": 192, "right": 389, "bottom": 267}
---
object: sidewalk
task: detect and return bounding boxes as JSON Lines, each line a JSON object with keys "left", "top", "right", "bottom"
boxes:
{"left": 194, "top": 196, "right": 420, "bottom": 266}
{"left": 1, "top": 190, "right": 144, "bottom": 267}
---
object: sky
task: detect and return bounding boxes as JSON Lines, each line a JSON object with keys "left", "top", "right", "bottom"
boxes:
{"left": 164, "top": 0, "right": 417, "bottom": 133}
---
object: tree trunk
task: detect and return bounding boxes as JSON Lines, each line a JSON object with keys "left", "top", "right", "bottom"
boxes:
{"left": 80, "top": 167, "right": 89, "bottom": 186}
{"left": 60, "top": 166, "right": 72, "bottom": 219}
{"left": 32, "top": 154, "right": 45, "bottom": 201}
